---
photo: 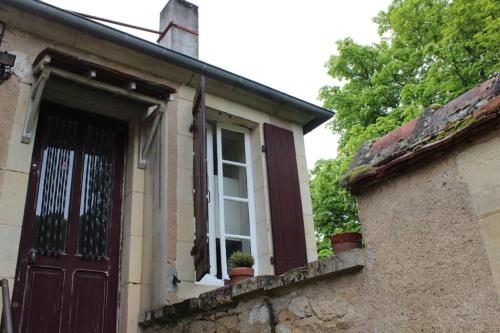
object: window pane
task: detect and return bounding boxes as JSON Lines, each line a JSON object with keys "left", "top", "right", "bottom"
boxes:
{"left": 221, "top": 129, "right": 245, "bottom": 163}
{"left": 33, "top": 116, "right": 77, "bottom": 255}
{"left": 34, "top": 148, "right": 75, "bottom": 255}
{"left": 224, "top": 200, "right": 250, "bottom": 236}
{"left": 77, "top": 126, "right": 115, "bottom": 259}
{"left": 225, "top": 238, "right": 252, "bottom": 266}
{"left": 222, "top": 164, "right": 247, "bottom": 198}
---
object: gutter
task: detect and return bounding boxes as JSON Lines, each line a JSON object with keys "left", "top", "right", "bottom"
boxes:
{"left": 1, "top": 0, "right": 333, "bottom": 133}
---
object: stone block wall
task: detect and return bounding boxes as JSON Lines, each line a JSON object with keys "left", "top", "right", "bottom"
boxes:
{"left": 141, "top": 249, "right": 367, "bottom": 333}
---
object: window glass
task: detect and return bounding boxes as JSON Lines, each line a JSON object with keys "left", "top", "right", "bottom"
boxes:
{"left": 77, "top": 126, "right": 115, "bottom": 259}
{"left": 33, "top": 116, "right": 77, "bottom": 255}
{"left": 34, "top": 147, "right": 74, "bottom": 255}
{"left": 224, "top": 200, "right": 250, "bottom": 236}
{"left": 206, "top": 124, "right": 255, "bottom": 281}
{"left": 222, "top": 164, "right": 247, "bottom": 198}
{"left": 221, "top": 129, "right": 245, "bottom": 163}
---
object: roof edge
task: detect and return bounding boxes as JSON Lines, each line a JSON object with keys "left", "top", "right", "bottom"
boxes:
{"left": 1, "top": 0, "right": 333, "bottom": 133}
{"left": 343, "top": 73, "right": 500, "bottom": 194}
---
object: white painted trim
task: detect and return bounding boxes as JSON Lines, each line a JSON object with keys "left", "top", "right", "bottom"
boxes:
{"left": 223, "top": 195, "right": 249, "bottom": 203}
{"left": 244, "top": 128, "right": 259, "bottom": 275}
{"left": 206, "top": 124, "right": 217, "bottom": 276}
{"left": 225, "top": 234, "right": 252, "bottom": 240}
{"left": 216, "top": 123, "right": 229, "bottom": 280}
{"left": 221, "top": 160, "right": 247, "bottom": 168}
{"left": 196, "top": 274, "right": 224, "bottom": 287}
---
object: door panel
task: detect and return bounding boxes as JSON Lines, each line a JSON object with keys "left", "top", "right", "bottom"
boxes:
{"left": 12, "top": 102, "right": 127, "bottom": 333}
{"left": 23, "top": 267, "right": 64, "bottom": 333}
{"left": 71, "top": 271, "right": 108, "bottom": 333}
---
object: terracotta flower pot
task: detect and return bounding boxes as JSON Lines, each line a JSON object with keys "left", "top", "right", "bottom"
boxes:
{"left": 226, "top": 267, "right": 254, "bottom": 285}
{"left": 330, "top": 232, "right": 362, "bottom": 254}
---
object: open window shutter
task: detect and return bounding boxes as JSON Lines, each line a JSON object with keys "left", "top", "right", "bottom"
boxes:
{"left": 191, "top": 76, "right": 209, "bottom": 281}
{"left": 263, "top": 123, "right": 308, "bottom": 275}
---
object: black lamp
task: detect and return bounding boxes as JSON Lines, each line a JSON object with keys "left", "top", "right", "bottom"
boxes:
{"left": 0, "top": 21, "right": 16, "bottom": 82}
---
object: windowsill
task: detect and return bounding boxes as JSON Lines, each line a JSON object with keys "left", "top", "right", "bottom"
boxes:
{"left": 195, "top": 274, "right": 225, "bottom": 287}
{"left": 140, "top": 248, "right": 366, "bottom": 328}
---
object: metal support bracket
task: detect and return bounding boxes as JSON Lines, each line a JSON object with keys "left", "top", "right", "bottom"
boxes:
{"left": 138, "top": 104, "right": 165, "bottom": 169}
{"left": 21, "top": 70, "right": 50, "bottom": 143}
{"left": 21, "top": 59, "right": 169, "bottom": 171}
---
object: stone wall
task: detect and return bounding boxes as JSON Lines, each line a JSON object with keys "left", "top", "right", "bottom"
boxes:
{"left": 141, "top": 249, "right": 367, "bottom": 333}
{"left": 142, "top": 136, "right": 500, "bottom": 332}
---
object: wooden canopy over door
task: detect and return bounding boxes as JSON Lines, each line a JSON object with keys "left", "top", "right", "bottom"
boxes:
{"left": 11, "top": 102, "right": 127, "bottom": 333}
{"left": 263, "top": 123, "right": 307, "bottom": 275}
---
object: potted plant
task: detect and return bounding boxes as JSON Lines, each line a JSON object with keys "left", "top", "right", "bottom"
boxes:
{"left": 330, "top": 222, "right": 362, "bottom": 254}
{"left": 226, "top": 251, "right": 255, "bottom": 285}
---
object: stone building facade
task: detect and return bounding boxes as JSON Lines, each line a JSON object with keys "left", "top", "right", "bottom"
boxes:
{"left": 140, "top": 76, "right": 500, "bottom": 332}
{"left": 1, "top": 0, "right": 499, "bottom": 332}
{"left": 0, "top": 1, "right": 331, "bottom": 332}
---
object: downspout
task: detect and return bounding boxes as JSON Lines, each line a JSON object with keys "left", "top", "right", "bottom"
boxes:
{"left": 157, "top": 97, "right": 170, "bottom": 305}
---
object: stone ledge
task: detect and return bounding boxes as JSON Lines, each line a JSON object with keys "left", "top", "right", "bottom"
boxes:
{"left": 139, "top": 248, "right": 365, "bottom": 328}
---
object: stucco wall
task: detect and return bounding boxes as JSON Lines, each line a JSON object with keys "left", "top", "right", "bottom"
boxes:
{"left": 455, "top": 128, "right": 500, "bottom": 296}
{"left": 354, "top": 147, "right": 500, "bottom": 331}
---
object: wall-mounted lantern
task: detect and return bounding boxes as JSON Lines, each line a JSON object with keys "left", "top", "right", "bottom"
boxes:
{"left": 0, "top": 21, "right": 16, "bottom": 83}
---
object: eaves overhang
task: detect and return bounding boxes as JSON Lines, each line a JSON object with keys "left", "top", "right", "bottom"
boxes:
{"left": 0, "top": 0, "right": 333, "bottom": 133}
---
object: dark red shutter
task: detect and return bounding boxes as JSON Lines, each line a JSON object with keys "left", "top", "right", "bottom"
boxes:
{"left": 191, "top": 76, "right": 209, "bottom": 281}
{"left": 264, "top": 123, "right": 307, "bottom": 275}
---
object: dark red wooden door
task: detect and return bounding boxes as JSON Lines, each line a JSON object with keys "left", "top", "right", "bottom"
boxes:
{"left": 263, "top": 123, "right": 307, "bottom": 275}
{"left": 11, "top": 102, "right": 127, "bottom": 333}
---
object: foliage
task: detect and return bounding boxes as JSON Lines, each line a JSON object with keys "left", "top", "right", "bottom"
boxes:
{"left": 228, "top": 251, "right": 254, "bottom": 268}
{"left": 312, "top": 0, "right": 500, "bottom": 256}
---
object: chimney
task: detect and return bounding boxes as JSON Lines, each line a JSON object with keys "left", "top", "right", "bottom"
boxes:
{"left": 158, "top": 0, "right": 199, "bottom": 58}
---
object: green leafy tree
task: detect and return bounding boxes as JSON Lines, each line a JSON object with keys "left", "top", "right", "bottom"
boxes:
{"left": 312, "top": 0, "right": 500, "bottom": 258}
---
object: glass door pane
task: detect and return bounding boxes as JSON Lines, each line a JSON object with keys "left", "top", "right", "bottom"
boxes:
{"left": 222, "top": 164, "right": 247, "bottom": 198}
{"left": 224, "top": 200, "right": 250, "bottom": 236}
{"left": 221, "top": 129, "right": 246, "bottom": 163}
{"left": 33, "top": 115, "right": 77, "bottom": 255}
{"left": 77, "top": 125, "right": 115, "bottom": 259}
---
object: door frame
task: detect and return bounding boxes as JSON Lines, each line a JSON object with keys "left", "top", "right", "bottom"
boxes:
{"left": 11, "top": 102, "right": 128, "bottom": 333}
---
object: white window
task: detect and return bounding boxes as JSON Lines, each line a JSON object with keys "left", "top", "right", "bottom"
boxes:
{"left": 199, "top": 122, "right": 257, "bottom": 285}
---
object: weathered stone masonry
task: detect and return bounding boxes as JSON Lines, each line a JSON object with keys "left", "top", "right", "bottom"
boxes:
{"left": 140, "top": 249, "right": 366, "bottom": 332}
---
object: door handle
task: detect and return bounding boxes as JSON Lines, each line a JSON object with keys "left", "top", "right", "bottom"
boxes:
{"left": 28, "top": 250, "right": 37, "bottom": 265}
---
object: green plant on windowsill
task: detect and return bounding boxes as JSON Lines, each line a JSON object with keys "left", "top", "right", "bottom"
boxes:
{"left": 332, "top": 220, "right": 362, "bottom": 236}
{"left": 228, "top": 251, "right": 254, "bottom": 268}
